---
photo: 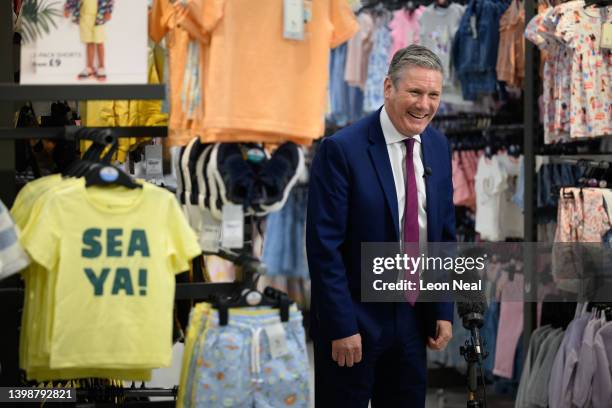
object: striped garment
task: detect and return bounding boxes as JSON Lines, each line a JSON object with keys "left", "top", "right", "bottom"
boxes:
{"left": 0, "top": 200, "right": 29, "bottom": 280}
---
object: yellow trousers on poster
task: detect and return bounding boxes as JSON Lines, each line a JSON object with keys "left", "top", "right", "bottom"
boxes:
{"left": 79, "top": 0, "right": 105, "bottom": 43}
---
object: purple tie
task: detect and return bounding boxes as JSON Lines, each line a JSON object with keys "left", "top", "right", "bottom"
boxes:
{"left": 403, "top": 138, "right": 419, "bottom": 305}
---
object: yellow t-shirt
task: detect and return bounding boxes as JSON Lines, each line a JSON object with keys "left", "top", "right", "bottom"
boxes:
{"left": 197, "top": 0, "right": 358, "bottom": 145}
{"left": 14, "top": 176, "right": 154, "bottom": 381}
{"left": 20, "top": 181, "right": 201, "bottom": 370}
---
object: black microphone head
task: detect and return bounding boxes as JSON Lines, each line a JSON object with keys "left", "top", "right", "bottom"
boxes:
{"left": 457, "top": 299, "right": 486, "bottom": 317}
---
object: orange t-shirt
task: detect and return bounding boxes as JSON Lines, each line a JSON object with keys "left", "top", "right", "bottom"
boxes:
{"left": 149, "top": 0, "right": 206, "bottom": 146}
{"left": 197, "top": 0, "right": 359, "bottom": 145}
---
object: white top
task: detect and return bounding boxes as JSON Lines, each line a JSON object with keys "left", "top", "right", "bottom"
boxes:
{"left": 380, "top": 106, "right": 428, "bottom": 246}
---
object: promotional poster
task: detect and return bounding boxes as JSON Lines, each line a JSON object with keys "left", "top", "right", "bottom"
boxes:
{"left": 20, "top": 0, "right": 147, "bottom": 84}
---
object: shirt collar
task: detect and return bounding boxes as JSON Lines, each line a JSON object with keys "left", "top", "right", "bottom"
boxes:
{"left": 380, "top": 106, "right": 421, "bottom": 146}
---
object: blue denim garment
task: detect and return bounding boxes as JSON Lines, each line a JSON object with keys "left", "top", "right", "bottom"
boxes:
{"left": 452, "top": 0, "right": 509, "bottom": 100}
{"left": 347, "top": 85, "right": 364, "bottom": 124}
{"left": 328, "top": 43, "right": 350, "bottom": 127}
{"left": 263, "top": 186, "right": 309, "bottom": 278}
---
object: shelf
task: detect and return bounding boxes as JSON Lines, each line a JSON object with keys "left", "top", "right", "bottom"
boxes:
{"left": 0, "top": 126, "right": 167, "bottom": 140}
{"left": 0, "top": 84, "right": 165, "bottom": 101}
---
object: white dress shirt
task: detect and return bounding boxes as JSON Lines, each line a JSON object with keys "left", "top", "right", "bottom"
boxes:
{"left": 380, "top": 106, "right": 428, "bottom": 246}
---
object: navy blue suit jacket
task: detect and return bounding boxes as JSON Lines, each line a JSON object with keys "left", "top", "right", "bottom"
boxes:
{"left": 306, "top": 109, "right": 456, "bottom": 344}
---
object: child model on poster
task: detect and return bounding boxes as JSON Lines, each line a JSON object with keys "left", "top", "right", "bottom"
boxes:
{"left": 64, "top": 0, "right": 114, "bottom": 81}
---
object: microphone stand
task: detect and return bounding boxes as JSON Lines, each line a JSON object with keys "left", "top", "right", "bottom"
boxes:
{"left": 460, "top": 313, "right": 488, "bottom": 408}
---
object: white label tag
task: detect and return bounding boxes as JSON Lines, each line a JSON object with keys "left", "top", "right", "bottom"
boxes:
{"left": 221, "top": 204, "right": 244, "bottom": 249}
{"left": 283, "top": 0, "right": 304, "bottom": 41}
{"left": 199, "top": 210, "right": 221, "bottom": 252}
{"left": 303, "top": 0, "right": 312, "bottom": 23}
{"left": 601, "top": 23, "right": 612, "bottom": 50}
{"left": 145, "top": 145, "right": 163, "bottom": 179}
{"left": 264, "top": 323, "right": 289, "bottom": 359}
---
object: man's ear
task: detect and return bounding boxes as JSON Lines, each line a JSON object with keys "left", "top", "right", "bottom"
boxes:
{"left": 383, "top": 76, "right": 393, "bottom": 99}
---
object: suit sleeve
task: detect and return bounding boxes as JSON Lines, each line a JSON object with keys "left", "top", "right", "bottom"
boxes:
{"left": 306, "top": 137, "right": 359, "bottom": 341}
{"left": 434, "top": 139, "right": 456, "bottom": 324}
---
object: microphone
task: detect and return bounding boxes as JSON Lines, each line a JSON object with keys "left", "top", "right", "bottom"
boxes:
{"left": 424, "top": 167, "right": 432, "bottom": 177}
{"left": 457, "top": 289, "right": 487, "bottom": 362}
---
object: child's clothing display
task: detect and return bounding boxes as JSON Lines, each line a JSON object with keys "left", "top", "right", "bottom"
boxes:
{"left": 178, "top": 303, "right": 310, "bottom": 408}
{"left": 13, "top": 175, "right": 201, "bottom": 381}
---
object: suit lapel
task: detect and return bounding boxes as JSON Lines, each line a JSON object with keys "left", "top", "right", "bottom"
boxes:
{"left": 421, "top": 126, "right": 437, "bottom": 241}
{"left": 367, "top": 113, "right": 400, "bottom": 241}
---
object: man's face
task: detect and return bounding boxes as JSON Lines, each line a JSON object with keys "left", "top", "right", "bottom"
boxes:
{"left": 384, "top": 66, "right": 443, "bottom": 136}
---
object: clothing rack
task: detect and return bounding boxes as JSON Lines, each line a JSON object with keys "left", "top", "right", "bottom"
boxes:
{"left": 0, "top": 126, "right": 168, "bottom": 140}
{"left": 521, "top": 0, "right": 612, "bottom": 357}
{"left": 0, "top": 3, "right": 265, "bottom": 394}
{"left": 549, "top": 157, "right": 611, "bottom": 168}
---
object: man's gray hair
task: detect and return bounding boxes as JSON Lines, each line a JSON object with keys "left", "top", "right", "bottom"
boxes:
{"left": 387, "top": 44, "right": 444, "bottom": 86}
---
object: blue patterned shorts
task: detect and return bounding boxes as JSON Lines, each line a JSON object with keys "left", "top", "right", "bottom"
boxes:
{"left": 185, "top": 305, "right": 309, "bottom": 407}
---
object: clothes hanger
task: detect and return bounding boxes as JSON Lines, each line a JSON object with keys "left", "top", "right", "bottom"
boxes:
{"left": 213, "top": 287, "right": 291, "bottom": 326}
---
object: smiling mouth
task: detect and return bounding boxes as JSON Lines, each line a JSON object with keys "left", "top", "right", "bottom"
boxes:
{"left": 408, "top": 112, "right": 428, "bottom": 120}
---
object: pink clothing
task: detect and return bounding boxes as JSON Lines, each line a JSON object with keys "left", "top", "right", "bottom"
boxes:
{"left": 493, "top": 271, "right": 524, "bottom": 379}
{"left": 344, "top": 12, "right": 375, "bottom": 90}
{"left": 452, "top": 151, "right": 470, "bottom": 207}
{"left": 388, "top": 6, "right": 425, "bottom": 61}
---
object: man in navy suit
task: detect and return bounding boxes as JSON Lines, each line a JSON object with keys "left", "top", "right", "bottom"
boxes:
{"left": 306, "top": 45, "right": 455, "bottom": 407}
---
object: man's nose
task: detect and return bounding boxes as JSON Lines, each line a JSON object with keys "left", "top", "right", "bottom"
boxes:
{"left": 414, "top": 95, "right": 427, "bottom": 110}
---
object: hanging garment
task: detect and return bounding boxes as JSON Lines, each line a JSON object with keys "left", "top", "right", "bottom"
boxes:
{"left": 0, "top": 200, "right": 29, "bottom": 281}
{"left": 496, "top": 0, "right": 525, "bottom": 88}
{"left": 262, "top": 185, "right": 309, "bottom": 279}
{"left": 419, "top": 3, "right": 468, "bottom": 105}
{"left": 345, "top": 11, "right": 375, "bottom": 90}
{"left": 516, "top": 325, "right": 554, "bottom": 408}
{"left": 525, "top": 328, "right": 565, "bottom": 407}
{"left": 196, "top": 0, "right": 358, "bottom": 145}
{"left": 363, "top": 19, "right": 391, "bottom": 112}
{"left": 475, "top": 155, "right": 508, "bottom": 241}
{"left": 592, "top": 321, "right": 612, "bottom": 408}
{"left": 388, "top": 6, "right": 425, "bottom": 59}
{"left": 180, "top": 303, "right": 310, "bottom": 408}
{"left": 548, "top": 307, "right": 590, "bottom": 408}
{"left": 149, "top": 0, "right": 206, "bottom": 146}
{"left": 14, "top": 175, "right": 200, "bottom": 380}
{"left": 452, "top": 0, "right": 509, "bottom": 100}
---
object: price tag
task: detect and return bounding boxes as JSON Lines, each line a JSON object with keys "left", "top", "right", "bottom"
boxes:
{"left": 199, "top": 210, "right": 221, "bottom": 252}
{"left": 601, "top": 23, "right": 612, "bottom": 50}
{"left": 283, "top": 0, "right": 304, "bottom": 41}
{"left": 264, "top": 323, "right": 289, "bottom": 359}
{"left": 221, "top": 204, "right": 244, "bottom": 249}
{"left": 303, "top": 0, "right": 312, "bottom": 23}
{"left": 145, "top": 145, "right": 163, "bottom": 179}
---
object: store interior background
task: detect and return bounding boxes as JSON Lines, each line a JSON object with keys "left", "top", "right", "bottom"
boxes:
{"left": 1, "top": 0, "right": 612, "bottom": 406}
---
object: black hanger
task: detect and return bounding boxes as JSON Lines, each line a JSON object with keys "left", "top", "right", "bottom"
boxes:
{"left": 84, "top": 163, "right": 142, "bottom": 189}
{"left": 213, "top": 288, "right": 291, "bottom": 326}
{"left": 584, "top": 0, "right": 611, "bottom": 7}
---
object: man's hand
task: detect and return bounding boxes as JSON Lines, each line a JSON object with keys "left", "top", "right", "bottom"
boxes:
{"left": 63, "top": 9, "right": 69, "bottom": 18}
{"left": 427, "top": 320, "right": 452, "bottom": 351}
{"left": 332, "top": 333, "right": 362, "bottom": 368}
{"left": 104, "top": 12, "right": 111, "bottom": 22}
